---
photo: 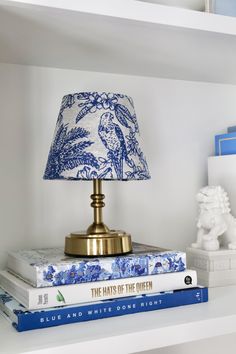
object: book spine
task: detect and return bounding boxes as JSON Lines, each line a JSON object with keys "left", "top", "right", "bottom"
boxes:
{"left": 14, "top": 287, "right": 208, "bottom": 331}
{"left": 0, "top": 270, "right": 197, "bottom": 310}
{"left": 9, "top": 250, "right": 186, "bottom": 288}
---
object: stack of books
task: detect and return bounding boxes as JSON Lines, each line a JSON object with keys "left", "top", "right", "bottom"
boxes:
{"left": 0, "top": 242, "right": 208, "bottom": 332}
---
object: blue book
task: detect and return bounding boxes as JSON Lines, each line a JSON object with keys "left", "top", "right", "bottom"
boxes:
{"left": 228, "top": 126, "right": 236, "bottom": 133}
{"left": 215, "top": 132, "right": 236, "bottom": 156}
{"left": 0, "top": 286, "right": 208, "bottom": 332}
{"left": 7, "top": 243, "right": 186, "bottom": 288}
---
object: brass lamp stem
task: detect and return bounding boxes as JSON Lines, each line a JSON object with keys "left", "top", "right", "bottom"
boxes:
{"left": 65, "top": 179, "right": 132, "bottom": 256}
{"left": 93, "top": 180, "right": 103, "bottom": 226}
{"left": 87, "top": 180, "right": 110, "bottom": 235}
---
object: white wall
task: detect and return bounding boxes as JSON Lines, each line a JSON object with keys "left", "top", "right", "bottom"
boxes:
{"left": 1, "top": 62, "right": 236, "bottom": 270}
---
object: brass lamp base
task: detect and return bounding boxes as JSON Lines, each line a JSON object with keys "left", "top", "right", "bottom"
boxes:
{"left": 64, "top": 179, "right": 133, "bottom": 257}
{"left": 65, "top": 230, "right": 132, "bottom": 257}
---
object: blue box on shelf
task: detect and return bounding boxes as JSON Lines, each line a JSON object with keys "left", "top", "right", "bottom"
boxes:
{"left": 215, "top": 132, "right": 236, "bottom": 156}
{"left": 228, "top": 126, "right": 236, "bottom": 133}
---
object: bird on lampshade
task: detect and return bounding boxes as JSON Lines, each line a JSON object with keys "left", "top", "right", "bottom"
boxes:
{"left": 44, "top": 92, "right": 150, "bottom": 257}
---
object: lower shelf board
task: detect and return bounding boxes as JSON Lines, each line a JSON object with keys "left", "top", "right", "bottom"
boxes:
{"left": 0, "top": 286, "right": 236, "bottom": 354}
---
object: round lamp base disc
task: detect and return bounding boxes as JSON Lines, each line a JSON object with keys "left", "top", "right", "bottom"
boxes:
{"left": 64, "top": 230, "right": 132, "bottom": 257}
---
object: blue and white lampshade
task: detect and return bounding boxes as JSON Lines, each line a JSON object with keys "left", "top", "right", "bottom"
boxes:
{"left": 44, "top": 92, "right": 150, "bottom": 181}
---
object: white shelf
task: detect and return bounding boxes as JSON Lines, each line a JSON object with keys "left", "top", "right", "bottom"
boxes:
{"left": 1, "top": 0, "right": 236, "bottom": 83}
{"left": 0, "top": 286, "right": 236, "bottom": 354}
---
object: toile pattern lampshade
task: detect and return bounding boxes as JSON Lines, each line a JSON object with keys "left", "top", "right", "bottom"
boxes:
{"left": 44, "top": 92, "right": 150, "bottom": 181}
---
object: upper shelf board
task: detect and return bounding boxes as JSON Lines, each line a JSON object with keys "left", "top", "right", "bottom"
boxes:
{"left": 1, "top": 0, "right": 236, "bottom": 84}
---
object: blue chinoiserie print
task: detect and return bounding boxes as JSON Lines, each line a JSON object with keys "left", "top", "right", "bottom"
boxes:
{"left": 7, "top": 243, "right": 187, "bottom": 287}
{"left": 0, "top": 292, "right": 12, "bottom": 304}
{"left": 41, "top": 253, "right": 185, "bottom": 286}
{"left": 44, "top": 92, "right": 150, "bottom": 181}
{"left": 43, "top": 124, "right": 99, "bottom": 179}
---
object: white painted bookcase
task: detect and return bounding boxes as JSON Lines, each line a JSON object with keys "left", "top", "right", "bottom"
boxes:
{"left": 1, "top": 1, "right": 236, "bottom": 353}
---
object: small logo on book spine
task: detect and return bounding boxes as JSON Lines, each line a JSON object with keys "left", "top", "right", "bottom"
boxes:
{"left": 56, "top": 290, "right": 66, "bottom": 303}
{"left": 184, "top": 276, "right": 192, "bottom": 285}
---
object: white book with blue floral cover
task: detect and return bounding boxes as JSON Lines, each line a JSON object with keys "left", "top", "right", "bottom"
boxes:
{"left": 7, "top": 242, "right": 186, "bottom": 288}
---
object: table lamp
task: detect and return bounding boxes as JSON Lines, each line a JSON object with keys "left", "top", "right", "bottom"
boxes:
{"left": 44, "top": 92, "right": 150, "bottom": 257}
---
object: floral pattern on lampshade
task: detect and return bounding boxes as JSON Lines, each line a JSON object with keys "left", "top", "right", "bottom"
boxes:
{"left": 44, "top": 92, "right": 150, "bottom": 180}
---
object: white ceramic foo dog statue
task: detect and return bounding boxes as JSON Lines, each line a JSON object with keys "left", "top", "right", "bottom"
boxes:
{"left": 192, "top": 186, "right": 236, "bottom": 251}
